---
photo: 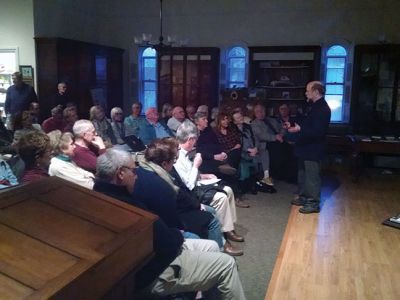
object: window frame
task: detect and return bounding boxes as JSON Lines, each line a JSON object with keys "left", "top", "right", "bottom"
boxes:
{"left": 323, "top": 44, "right": 351, "bottom": 123}
{"left": 226, "top": 46, "right": 248, "bottom": 88}
{"left": 138, "top": 47, "right": 157, "bottom": 113}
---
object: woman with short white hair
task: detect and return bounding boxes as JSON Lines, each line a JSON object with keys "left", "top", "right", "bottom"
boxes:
{"left": 110, "top": 107, "right": 126, "bottom": 145}
{"left": 90, "top": 105, "right": 117, "bottom": 146}
{"left": 48, "top": 130, "right": 94, "bottom": 189}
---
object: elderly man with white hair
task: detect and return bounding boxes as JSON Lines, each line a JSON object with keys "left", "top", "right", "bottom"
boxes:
{"left": 93, "top": 148, "right": 246, "bottom": 299}
{"left": 137, "top": 107, "right": 172, "bottom": 145}
{"left": 174, "top": 121, "right": 245, "bottom": 244}
{"left": 72, "top": 119, "right": 106, "bottom": 173}
{"left": 167, "top": 106, "right": 189, "bottom": 134}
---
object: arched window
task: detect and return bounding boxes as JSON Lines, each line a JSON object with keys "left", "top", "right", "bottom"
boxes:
{"left": 325, "top": 45, "right": 347, "bottom": 122}
{"left": 139, "top": 47, "right": 157, "bottom": 113}
{"left": 226, "top": 46, "right": 247, "bottom": 88}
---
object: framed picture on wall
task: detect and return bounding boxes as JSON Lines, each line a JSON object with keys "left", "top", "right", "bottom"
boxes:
{"left": 19, "top": 65, "right": 34, "bottom": 86}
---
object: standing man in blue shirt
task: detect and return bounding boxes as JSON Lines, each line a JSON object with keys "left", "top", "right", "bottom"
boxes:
{"left": 5, "top": 72, "right": 37, "bottom": 130}
{"left": 287, "top": 81, "right": 331, "bottom": 214}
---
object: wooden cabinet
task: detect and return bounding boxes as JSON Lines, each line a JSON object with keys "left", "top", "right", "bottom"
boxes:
{"left": 35, "top": 38, "right": 124, "bottom": 119}
{"left": 0, "top": 177, "right": 156, "bottom": 299}
{"left": 351, "top": 44, "right": 400, "bottom": 134}
{"left": 249, "top": 46, "right": 321, "bottom": 115}
{"left": 157, "top": 47, "right": 220, "bottom": 109}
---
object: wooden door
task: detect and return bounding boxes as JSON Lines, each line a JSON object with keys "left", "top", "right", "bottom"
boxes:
{"left": 157, "top": 47, "right": 219, "bottom": 109}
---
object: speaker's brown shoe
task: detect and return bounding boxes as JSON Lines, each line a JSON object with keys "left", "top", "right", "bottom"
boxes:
{"left": 223, "top": 242, "right": 243, "bottom": 256}
{"left": 225, "top": 231, "right": 244, "bottom": 242}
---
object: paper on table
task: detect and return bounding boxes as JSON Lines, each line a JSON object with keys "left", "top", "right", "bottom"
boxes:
{"left": 198, "top": 178, "right": 221, "bottom": 185}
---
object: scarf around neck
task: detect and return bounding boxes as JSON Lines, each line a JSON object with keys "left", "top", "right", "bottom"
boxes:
{"left": 139, "top": 159, "right": 180, "bottom": 194}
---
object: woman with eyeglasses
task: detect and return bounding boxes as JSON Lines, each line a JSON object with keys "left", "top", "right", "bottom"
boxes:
{"left": 48, "top": 130, "right": 94, "bottom": 189}
{"left": 16, "top": 131, "right": 52, "bottom": 183}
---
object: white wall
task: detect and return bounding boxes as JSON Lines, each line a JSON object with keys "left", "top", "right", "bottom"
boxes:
{"left": 0, "top": 0, "right": 36, "bottom": 88}
{"left": 32, "top": 0, "right": 400, "bottom": 110}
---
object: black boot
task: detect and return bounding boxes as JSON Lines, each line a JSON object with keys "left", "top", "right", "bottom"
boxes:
{"left": 256, "top": 181, "right": 277, "bottom": 193}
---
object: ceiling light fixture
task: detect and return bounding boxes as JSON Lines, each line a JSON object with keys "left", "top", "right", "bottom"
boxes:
{"left": 134, "top": 0, "right": 188, "bottom": 49}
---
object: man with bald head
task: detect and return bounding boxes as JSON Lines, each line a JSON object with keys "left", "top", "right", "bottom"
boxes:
{"left": 287, "top": 81, "right": 331, "bottom": 214}
{"left": 167, "top": 106, "right": 189, "bottom": 134}
{"left": 138, "top": 107, "right": 172, "bottom": 145}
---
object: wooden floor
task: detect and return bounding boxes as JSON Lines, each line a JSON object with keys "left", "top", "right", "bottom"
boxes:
{"left": 265, "top": 168, "right": 400, "bottom": 300}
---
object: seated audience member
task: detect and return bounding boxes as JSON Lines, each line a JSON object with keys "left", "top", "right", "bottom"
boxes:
{"left": 109, "top": 106, "right": 140, "bottom": 152}
{"left": 251, "top": 103, "right": 283, "bottom": 187}
{"left": 174, "top": 121, "right": 245, "bottom": 243}
{"left": 244, "top": 103, "right": 255, "bottom": 123}
{"left": 12, "top": 110, "right": 42, "bottom": 147}
{"left": 0, "top": 158, "right": 18, "bottom": 189}
{"left": 232, "top": 110, "right": 276, "bottom": 193}
{"left": 109, "top": 107, "right": 126, "bottom": 145}
{"left": 63, "top": 106, "right": 78, "bottom": 133}
{"left": 124, "top": 101, "right": 146, "bottom": 137}
{"left": 94, "top": 149, "right": 245, "bottom": 299}
{"left": 16, "top": 131, "right": 52, "bottom": 183}
{"left": 209, "top": 106, "right": 219, "bottom": 128}
{"left": 90, "top": 105, "right": 117, "bottom": 146}
{"left": 48, "top": 130, "right": 94, "bottom": 189}
{"left": 197, "top": 105, "right": 209, "bottom": 118}
{"left": 144, "top": 138, "right": 243, "bottom": 256}
{"left": 185, "top": 104, "right": 197, "bottom": 122}
{"left": 29, "top": 102, "right": 40, "bottom": 124}
{"left": 42, "top": 105, "right": 66, "bottom": 133}
{"left": 214, "top": 112, "right": 242, "bottom": 170}
{"left": 0, "top": 117, "right": 13, "bottom": 153}
{"left": 137, "top": 107, "right": 172, "bottom": 146}
{"left": 160, "top": 102, "right": 173, "bottom": 125}
{"left": 194, "top": 112, "right": 236, "bottom": 177}
{"left": 167, "top": 106, "right": 188, "bottom": 134}
{"left": 131, "top": 140, "right": 192, "bottom": 234}
{"left": 72, "top": 119, "right": 106, "bottom": 173}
